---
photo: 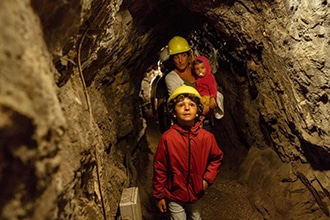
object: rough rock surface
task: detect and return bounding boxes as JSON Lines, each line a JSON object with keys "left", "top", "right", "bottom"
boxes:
{"left": 1, "top": 0, "right": 330, "bottom": 219}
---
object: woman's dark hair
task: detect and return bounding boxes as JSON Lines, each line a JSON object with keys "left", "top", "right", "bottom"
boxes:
{"left": 167, "top": 93, "right": 204, "bottom": 123}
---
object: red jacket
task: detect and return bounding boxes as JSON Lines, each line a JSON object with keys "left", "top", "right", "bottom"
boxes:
{"left": 152, "top": 121, "right": 224, "bottom": 203}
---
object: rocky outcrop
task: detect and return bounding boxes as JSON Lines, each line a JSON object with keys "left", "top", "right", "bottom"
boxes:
{"left": 0, "top": 0, "right": 329, "bottom": 219}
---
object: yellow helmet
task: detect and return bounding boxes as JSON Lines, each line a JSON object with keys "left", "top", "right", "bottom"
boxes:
{"left": 168, "top": 36, "right": 191, "bottom": 55}
{"left": 167, "top": 85, "right": 201, "bottom": 104}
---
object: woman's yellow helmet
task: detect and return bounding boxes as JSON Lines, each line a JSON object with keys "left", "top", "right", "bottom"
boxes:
{"left": 168, "top": 36, "right": 191, "bottom": 55}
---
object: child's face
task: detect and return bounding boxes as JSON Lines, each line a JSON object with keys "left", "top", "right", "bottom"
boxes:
{"left": 174, "top": 97, "right": 198, "bottom": 126}
{"left": 193, "top": 62, "right": 207, "bottom": 78}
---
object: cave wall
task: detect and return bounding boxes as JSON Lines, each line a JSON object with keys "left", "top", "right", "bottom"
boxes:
{"left": 1, "top": 0, "right": 330, "bottom": 219}
{"left": 0, "top": 0, "right": 148, "bottom": 219}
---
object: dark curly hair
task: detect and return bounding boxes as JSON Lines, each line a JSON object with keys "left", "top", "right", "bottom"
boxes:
{"left": 167, "top": 93, "right": 204, "bottom": 123}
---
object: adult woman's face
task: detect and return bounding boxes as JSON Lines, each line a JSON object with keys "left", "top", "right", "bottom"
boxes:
{"left": 173, "top": 52, "right": 189, "bottom": 72}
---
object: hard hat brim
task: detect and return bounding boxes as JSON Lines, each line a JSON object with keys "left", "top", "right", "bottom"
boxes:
{"left": 167, "top": 85, "right": 201, "bottom": 104}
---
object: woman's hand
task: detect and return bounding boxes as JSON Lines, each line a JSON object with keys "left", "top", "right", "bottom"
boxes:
{"left": 157, "top": 199, "right": 167, "bottom": 213}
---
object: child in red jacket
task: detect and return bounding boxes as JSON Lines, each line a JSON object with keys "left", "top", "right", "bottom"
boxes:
{"left": 152, "top": 85, "right": 224, "bottom": 220}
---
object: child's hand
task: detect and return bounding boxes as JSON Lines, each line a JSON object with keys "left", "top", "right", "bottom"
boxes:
{"left": 203, "top": 179, "right": 209, "bottom": 191}
{"left": 209, "top": 98, "right": 216, "bottom": 109}
{"left": 202, "top": 104, "right": 210, "bottom": 115}
{"left": 157, "top": 199, "right": 167, "bottom": 212}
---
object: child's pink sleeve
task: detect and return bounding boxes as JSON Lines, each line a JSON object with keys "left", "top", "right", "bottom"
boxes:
{"left": 210, "top": 74, "right": 217, "bottom": 98}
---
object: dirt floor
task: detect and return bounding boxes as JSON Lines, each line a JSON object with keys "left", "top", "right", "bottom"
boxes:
{"left": 140, "top": 109, "right": 264, "bottom": 220}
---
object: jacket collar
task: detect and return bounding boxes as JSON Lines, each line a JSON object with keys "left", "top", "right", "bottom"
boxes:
{"left": 172, "top": 120, "right": 203, "bottom": 136}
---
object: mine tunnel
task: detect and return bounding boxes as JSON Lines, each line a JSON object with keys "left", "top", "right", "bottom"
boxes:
{"left": 1, "top": 0, "right": 330, "bottom": 219}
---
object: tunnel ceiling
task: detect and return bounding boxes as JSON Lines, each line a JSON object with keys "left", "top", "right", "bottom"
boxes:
{"left": 32, "top": 0, "right": 239, "bottom": 85}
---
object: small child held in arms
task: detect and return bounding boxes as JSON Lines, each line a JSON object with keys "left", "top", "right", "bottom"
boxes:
{"left": 152, "top": 85, "right": 224, "bottom": 220}
{"left": 192, "top": 56, "right": 218, "bottom": 116}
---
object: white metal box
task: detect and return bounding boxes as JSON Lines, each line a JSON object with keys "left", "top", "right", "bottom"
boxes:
{"left": 119, "top": 187, "right": 142, "bottom": 220}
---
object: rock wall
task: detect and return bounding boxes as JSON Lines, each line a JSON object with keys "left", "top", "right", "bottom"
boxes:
{"left": 1, "top": 0, "right": 330, "bottom": 219}
{"left": 1, "top": 0, "right": 147, "bottom": 219}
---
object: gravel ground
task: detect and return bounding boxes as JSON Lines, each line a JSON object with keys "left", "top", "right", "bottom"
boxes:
{"left": 142, "top": 110, "right": 263, "bottom": 220}
{"left": 202, "top": 161, "right": 263, "bottom": 220}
